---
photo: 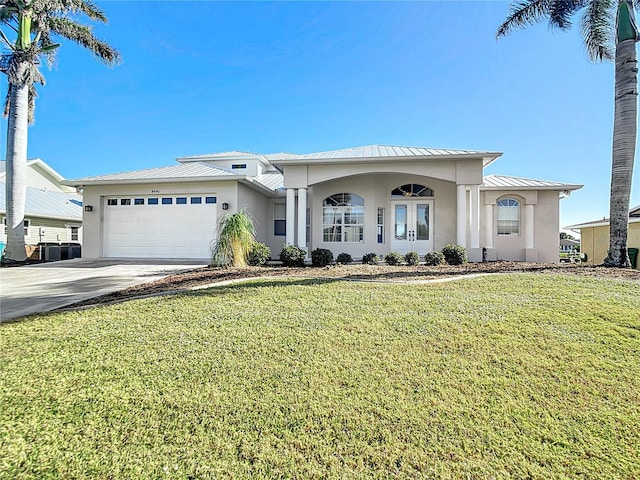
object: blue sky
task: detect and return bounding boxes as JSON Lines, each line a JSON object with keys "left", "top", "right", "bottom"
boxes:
{"left": 1, "top": 1, "right": 637, "bottom": 229}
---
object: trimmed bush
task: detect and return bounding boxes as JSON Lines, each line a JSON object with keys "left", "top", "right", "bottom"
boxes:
{"left": 405, "top": 251, "right": 420, "bottom": 266}
{"left": 336, "top": 253, "right": 353, "bottom": 265}
{"left": 280, "top": 245, "right": 306, "bottom": 267}
{"left": 424, "top": 251, "right": 445, "bottom": 266}
{"left": 311, "top": 248, "right": 334, "bottom": 267}
{"left": 361, "top": 253, "right": 379, "bottom": 265}
{"left": 442, "top": 244, "right": 468, "bottom": 265}
{"left": 248, "top": 242, "right": 271, "bottom": 266}
{"left": 384, "top": 251, "right": 404, "bottom": 266}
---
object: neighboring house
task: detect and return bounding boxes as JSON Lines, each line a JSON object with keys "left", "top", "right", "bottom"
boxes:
{"left": 560, "top": 237, "right": 580, "bottom": 252}
{"left": 566, "top": 205, "right": 640, "bottom": 268}
{"left": 1, "top": 158, "right": 83, "bottom": 258}
{"left": 63, "top": 145, "right": 582, "bottom": 262}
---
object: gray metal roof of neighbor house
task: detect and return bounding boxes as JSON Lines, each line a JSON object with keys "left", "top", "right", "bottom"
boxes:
{"left": 0, "top": 183, "right": 82, "bottom": 221}
{"left": 267, "top": 144, "right": 502, "bottom": 166}
{"left": 565, "top": 204, "right": 640, "bottom": 230}
{"left": 482, "top": 174, "right": 583, "bottom": 191}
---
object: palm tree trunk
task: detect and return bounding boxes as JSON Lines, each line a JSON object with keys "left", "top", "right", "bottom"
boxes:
{"left": 605, "top": 38, "right": 636, "bottom": 268}
{"left": 3, "top": 79, "right": 29, "bottom": 263}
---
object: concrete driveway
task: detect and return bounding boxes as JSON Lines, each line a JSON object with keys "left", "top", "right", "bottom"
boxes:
{"left": 0, "top": 258, "right": 209, "bottom": 322}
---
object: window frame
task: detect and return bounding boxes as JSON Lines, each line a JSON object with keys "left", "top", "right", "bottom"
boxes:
{"left": 274, "top": 204, "right": 286, "bottom": 236}
{"left": 322, "top": 193, "right": 364, "bottom": 243}
{"left": 496, "top": 197, "right": 520, "bottom": 236}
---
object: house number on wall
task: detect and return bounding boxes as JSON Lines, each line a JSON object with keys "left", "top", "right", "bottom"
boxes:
{"left": 151, "top": 190, "right": 160, "bottom": 193}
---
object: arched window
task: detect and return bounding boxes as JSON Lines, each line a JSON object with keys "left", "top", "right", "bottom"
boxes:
{"left": 497, "top": 198, "right": 520, "bottom": 236}
{"left": 323, "top": 193, "right": 364, "bottom": 242}
{"left": 391, "top": 184, "right": 434, "bottom": 198}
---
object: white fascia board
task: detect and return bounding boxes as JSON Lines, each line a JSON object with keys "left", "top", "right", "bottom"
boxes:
{"left": 27, "top": 158, "right": 66, "bottom": 183}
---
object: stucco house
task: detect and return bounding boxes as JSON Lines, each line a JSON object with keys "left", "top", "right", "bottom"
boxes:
{"left": 64, "top": 145, "right": 582, "bottom": 262}
{"left": 1, "top": 158, "right": 83, "bottom": 258}
{"left": 566, "top": 205, "right": 640, "bottom": 268}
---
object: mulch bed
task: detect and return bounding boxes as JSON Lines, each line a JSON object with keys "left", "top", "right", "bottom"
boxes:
{"left": 67, "top": 261, "right": 640, "bottom": 309}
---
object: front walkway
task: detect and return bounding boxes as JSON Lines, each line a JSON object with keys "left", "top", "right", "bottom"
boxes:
{"left": 0, "top": 258, "right": 209, "bottom": 322}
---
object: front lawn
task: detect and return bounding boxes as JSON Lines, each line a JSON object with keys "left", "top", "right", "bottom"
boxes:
{"left": 1, "top": 274, "right": 639, "bottom": 479}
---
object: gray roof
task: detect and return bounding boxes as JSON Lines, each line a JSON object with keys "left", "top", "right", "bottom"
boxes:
{"left": 566, "top": 204, "right": 640, "bottom": 230}
{"left": 64, "top": 162, "right": 238, "bottom": 185}
{"left": 483, "top": 174, "right": 583, "bottom": 191}
{"left": 0, "top": 182, "right": 82, "bottom": 221}
{"left": 178, "top": 151, "right": 262, "bottom": 161}
{"left": 64, "top": 161, "right": 284, "bottom": 193}
{"left": 268, "top": 144, "right": 501, "bottom": 164}
{"left": 0, "top": 161, "right": 5, "bottom": 175}
{"left": 251, "top": 172, "right": 284, "bottom": 191}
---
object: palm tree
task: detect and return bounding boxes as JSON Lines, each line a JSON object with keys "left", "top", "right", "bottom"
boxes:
{"left": 498, "top": 0, "right": 637, "bottom": 268}
{"left": 0, "top": 0, "right": 120, "bottom": 263}
{"left": 211, "top": 210, "right": 256, "bottom": 267}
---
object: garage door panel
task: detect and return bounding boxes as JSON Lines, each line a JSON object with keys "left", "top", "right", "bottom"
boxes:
{"left": 103, "top": 195, "right": 217, "bottom": 258}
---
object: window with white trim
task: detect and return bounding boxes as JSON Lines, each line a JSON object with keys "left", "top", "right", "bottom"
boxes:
{"left": 323, "top": 193, "right": 364, "bottom": 243}
{"left": 70, "top": 226, "right": 79, "bottom": 241}
{"left": 377, "top": 208, "right": 384, "bottom": 243}
{"left": 2, "top": 217, "right": 29, "bottom": 236}
{"left": 274, "top": 204, "right": 286, "bottom": 236}
{"left": 497, "top": 198, "right": 520, "bottom": 236}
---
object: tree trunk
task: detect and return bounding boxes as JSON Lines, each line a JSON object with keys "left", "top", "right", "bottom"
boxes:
{"left": 3, "top": 79, "right": 29, "bottom": 263}
{"left": 605, "top": 38, "right": 636, "bottom": 268}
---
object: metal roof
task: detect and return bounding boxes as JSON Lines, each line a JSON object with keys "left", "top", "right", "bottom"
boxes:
{"left": 0, "top": 182, "right": 82, "bottom": 221}
{"left": 177, "top": 151, "right": 263, "bottom": 162}
{"left": 64, "top": 161, "right": 284, "bottom": 193}
{"left": 64, "top": 162, "right": 238, "bottom": 185}
{"left": 565, "top": 204, "right": 640, "bottom": 230}
{"left": 482, "top": 174, "right": 583, "bottom": 191}
{"left": 251, "top": 172, "right": 284, "bottom": 191}
{"left": 268, "top": 144, "right": 501, "bottom": 164}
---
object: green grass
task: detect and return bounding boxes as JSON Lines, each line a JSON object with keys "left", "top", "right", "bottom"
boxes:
{"left": 1, "top": 274, "right": 639, "bottom": 479}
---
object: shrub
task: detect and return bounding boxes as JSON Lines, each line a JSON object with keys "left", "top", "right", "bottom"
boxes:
{"left": 248, "top": 242, "right": 271, "bottom": 266}
{"left": 405, "top": 251, "right": 420, "bottom": 266}
{"left": 384, "top": 251, "right": 404, "bottom": 266}
{"left": 424, "top": 251, "right": 445, "bottom": 266}
{"left": 211, "top": 210, "right": 255, "bottom": 267}
{"left": 442, "top": 244, "right": 468, "bottom": 265}
{"left": 361, "top": 253, "right": 379, "bottom": 265}
{"left": 336, "top": 253, "right": 353, "bottom": 265}
{"left": 280, "top": 244, "right": 306, "bottom": 267}
{"left": 311, "top": 248, "right": 334, "bottom": 267}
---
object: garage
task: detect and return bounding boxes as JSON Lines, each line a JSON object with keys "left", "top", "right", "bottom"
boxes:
{"left": 103, "top": 194, "right": 218, "bottom": 258}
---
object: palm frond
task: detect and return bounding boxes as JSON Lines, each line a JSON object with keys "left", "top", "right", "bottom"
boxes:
{"left": 549, "top": 0, "right": 588, "bottom": 29}
{"left": 211, "top": 211, "right": 256, "bottom": 267}
{"left": 48, "top": 16, "right": 120, "bottom": 65}
{"left": 581, "top": 0, "right": 615, "bottom": 61}
{"left": 497, "top": 0, "right": 553, "bottom": 37}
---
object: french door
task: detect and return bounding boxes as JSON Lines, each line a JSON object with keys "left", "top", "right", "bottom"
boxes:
{"left": 390, "top": 200, "right": 434, "bottom": 254}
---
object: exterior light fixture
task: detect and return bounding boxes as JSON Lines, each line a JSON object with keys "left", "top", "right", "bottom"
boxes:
{"left": 222, "top": 202, "right": 229, "bottom": 210}
{"left": 84, "top": 205, "right": 93, "bottom": 212}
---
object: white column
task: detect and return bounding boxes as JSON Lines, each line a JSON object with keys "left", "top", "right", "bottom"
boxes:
{"left": 525, "top": 204, "right": 535, "bottom": 249}
{"left": 470, "top": 185, "right": 480, "bottom": 249}
{"left": 286, "top": 188, "right": 296, "bottom": 245}
{"left": 456, "top": 184, "right": 467, "bottom": 247}
{"left": 297, "top": 188, "right": 307, "bottom": 249}
{"left": 484, "top": 204, "right": 493, "bottom": 248}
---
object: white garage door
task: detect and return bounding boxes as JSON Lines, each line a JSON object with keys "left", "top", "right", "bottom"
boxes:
{"left": 103, "top": 194, "right": 218, "bottom": 259}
